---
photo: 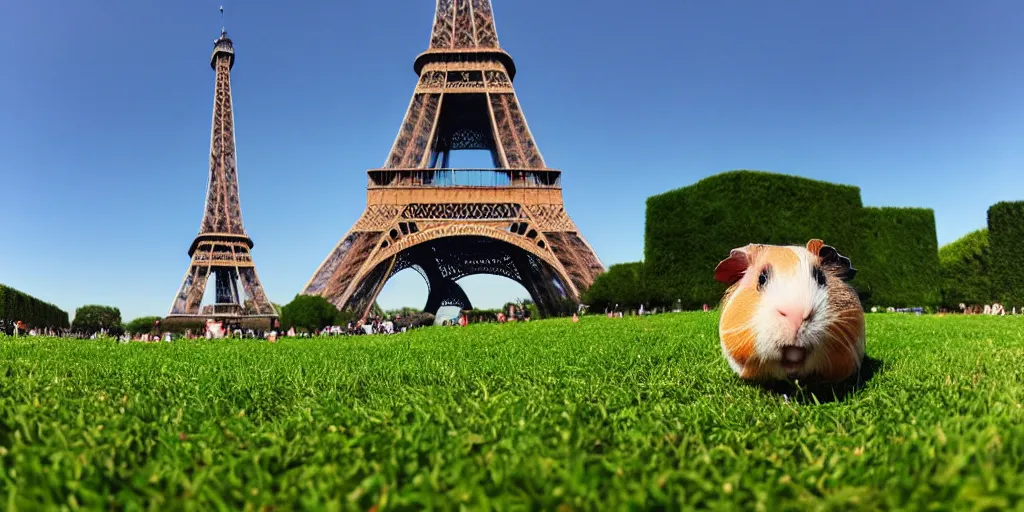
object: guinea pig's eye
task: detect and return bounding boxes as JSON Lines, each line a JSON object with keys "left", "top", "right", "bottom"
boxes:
{"left": 812, "top": 266, "right": 827, "bottom": 287}
{"left": 757, "top": 266, "right": 771, "bottom": 290}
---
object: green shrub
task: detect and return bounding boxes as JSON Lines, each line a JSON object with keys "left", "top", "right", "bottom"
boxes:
{"left": 281, "top": 295, "right": 351, "bottom": 332}
{"left": 644, "top": 171, "right": 866, "bottom": 309}
{"left": 0, "top": 284, "right": 71, "bottom": 332}
{"left": 938, "top": 229, "right": 992, "bottom": 308}
{"left": 858, "top": 207, "right": 941, "bottom": 308}
{"left": 393, "top": 311, "right": 435, "bottom": 330}
{"left": 988, "top": 201, "right": 1024, "bottom": 305}
{"left": 463, "top": 309, "right": 503, "bottom": 322}
{"left": 581, "top": 262, "right": 650, "bottom": 311}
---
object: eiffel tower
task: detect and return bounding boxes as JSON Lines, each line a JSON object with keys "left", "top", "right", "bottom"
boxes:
{"left": 303, "top": 0, "right": 604, "bottom": 319}
{"left": 165, "top": 25, "right": 277, "bottom": 324}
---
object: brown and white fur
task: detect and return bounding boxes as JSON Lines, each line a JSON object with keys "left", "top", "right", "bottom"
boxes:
{"left": 713, "top": 239, "right": 866, "bottom": 383}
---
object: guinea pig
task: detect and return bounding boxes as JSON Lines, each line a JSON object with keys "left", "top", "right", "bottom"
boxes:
{"left": 713, "top": 239, "right": 865, "bottom": 383}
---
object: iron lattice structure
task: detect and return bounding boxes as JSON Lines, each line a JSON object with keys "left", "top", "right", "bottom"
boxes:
{"left": 166, "top": 30, "right": 277, "bottom": 321}
{"left": 303, "top": 0, "right": 605, "bottom": 318}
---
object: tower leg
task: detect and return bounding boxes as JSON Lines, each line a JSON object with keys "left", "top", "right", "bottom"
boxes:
{"left": 305, "top": 231, "right": 387, "bottom": 300}
{"left": 169, "top": 264, "right": 211, "bottom": 316}
{"left": 424, "top": 278, "right": 472, "bottom": 314}
{"left": 510, "top": 249, "right": 572, "bottom": 317}
{"left": 411, "top": 257, "right": 473, "bottom": 314}
{"left": 343, "top": 255, "right": 395, "bottom": 320}
{"left": 169, "top": 270, "right": 195, "bottom": 315}
{"left": 187, "top": 266, "right": 211, "bottom": 314}
{"left": 541, "top": 231, "right": 605, "bottom": 298}
{"left": 239, "top": 267, "right": 274, "bottom": 315}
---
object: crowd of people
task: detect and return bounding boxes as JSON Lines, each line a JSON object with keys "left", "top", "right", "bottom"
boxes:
{"left": 864, "top": 303, "right": 1020, "bottom": 315}
{"left": 956, "top": 302, "right": 1017, "bottom": 315}
{"left": 0, "top": 312, "right": 434, "bottom": 342}
{"left": 314, "top": 313, "right": 405, "bottom": 336}
{"left": 448, "top": 303, "right": 536, "bottom": 325}
{"left": 157, "top": 313, "right": 433, "bottom": 342}
{"left": 7, "top": 325, "right": 67, "bottom": 337}
{"left": 1, "top": 323, "right": 112, "bottom": 339}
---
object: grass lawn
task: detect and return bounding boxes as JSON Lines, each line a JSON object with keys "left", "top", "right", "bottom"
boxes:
{"left": 1, "top": 313, "right": 1023, "bottom": 510}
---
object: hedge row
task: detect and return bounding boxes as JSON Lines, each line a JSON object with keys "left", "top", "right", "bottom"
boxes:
{"left": 938, "top": 229, "right": 992, "bottom": 307}
{"left": 640, "top": 171, "right": 942, "bottom": 310}
{"left": 858, "top": 207, "right": 942, "bottom": 307}
{"left": 0, "top": 284, "right": 70, "bottom": 330}
{"left": 988, "top": 201, "right": 1024, "bottom": 305}
{"left": 644, "top": 171, "right": 867, "bottom": 309}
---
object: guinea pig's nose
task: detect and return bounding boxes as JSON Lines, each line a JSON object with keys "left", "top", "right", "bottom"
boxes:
{"left": 777, "top": 307, "right": 809, "bottom": 330}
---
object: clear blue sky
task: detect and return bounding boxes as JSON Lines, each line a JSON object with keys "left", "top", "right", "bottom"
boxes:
{"left": 1, "top": 0, "right": 1022, "bottom": 322}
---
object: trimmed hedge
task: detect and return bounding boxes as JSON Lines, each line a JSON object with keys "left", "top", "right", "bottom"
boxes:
{"left": 581, "top": 262, "right": 649, "bottom": 311}
{"left": 858, "top": 207, "right": 941, "bottom": 308}
{"left": 643, "top": 171, "right": 943, "bottom": 310}
{"left": 988, "top": 201, "right": 1024, "bottom": 305}
{"left": 644, "top": 171, "right": 866, "bottom": 309}
{"left": 0, "top": 284, "right": 70, "bottom": 332}
{"left": 938, "top": 229, "right": 992, "bottom": 308}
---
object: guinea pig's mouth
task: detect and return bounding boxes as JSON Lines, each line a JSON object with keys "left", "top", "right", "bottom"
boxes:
{"left": 780, "top": 346, "right": 808, "bottom": 370}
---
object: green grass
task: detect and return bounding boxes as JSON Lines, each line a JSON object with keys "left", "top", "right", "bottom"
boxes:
{"left": 1, "top": 313, "right": 1023, "bottom": 510}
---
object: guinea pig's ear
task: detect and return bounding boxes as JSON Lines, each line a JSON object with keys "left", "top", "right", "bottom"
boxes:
{"left": 714, "top": 245, "right": 754, "bottom": 285}
{"left": 812, "top": 242, "right": 857, "bottom": 281}
{"left": 806, "top": 239, "right": 825, "bottom": 255}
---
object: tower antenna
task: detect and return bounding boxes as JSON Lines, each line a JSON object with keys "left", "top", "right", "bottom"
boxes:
{"left": 220, "top": 5, "right": 225, "bottom": 34}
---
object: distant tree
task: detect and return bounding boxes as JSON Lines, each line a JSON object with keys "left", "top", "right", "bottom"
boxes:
{"left": 581, "top": 262, "right": 650, "bottom": 311}
{"left": 385, "top": 306, "right": 424, "bottom": 318}
{"left": 72, "top": 305, "right": 123, "bottom": 335}
{"left": 124, "top": 316, "right": 161, "bottom": 335}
